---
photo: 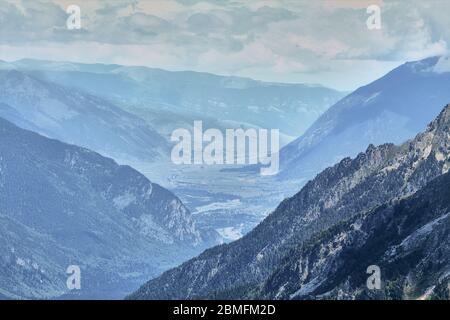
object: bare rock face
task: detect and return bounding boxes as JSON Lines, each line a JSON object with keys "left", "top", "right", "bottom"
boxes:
{"left": 254, "top": 171, "right": 450, "bottom": 300}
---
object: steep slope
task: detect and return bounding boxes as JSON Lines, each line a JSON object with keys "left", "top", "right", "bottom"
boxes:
{"left": 5, "top": 58, "right": 345, "bottom": 142}
{"left": 129, "top": 103, "right": 450, "bottom": 300}
{"left": 279, "top": 56, "right": 450, "bottom": 179}
{"left": 249, "top": 170, "right": 450, "bottom": 300}
{"left": 0, "top": 69, "right": 168, "bottom": 162}
{"left": 0, "top": 117, "right": 217, "bottom": 299}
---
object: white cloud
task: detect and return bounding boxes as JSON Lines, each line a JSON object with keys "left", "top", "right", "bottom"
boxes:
{"left": 433, "top": 55, "right": 450, "bottom": 73}
{"left": 0, "top": 0, "right": 449, "bottom": 90}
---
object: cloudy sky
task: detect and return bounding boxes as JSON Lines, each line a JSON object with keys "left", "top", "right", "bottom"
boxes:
{"left": 0, "top": 0, "right": 449, "bottom": 90}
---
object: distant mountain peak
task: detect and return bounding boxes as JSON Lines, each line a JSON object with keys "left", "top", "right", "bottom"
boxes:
{"left": 403, "top": 55, "right": 440, "bottom": 73}
{"left": 279, "top": 56, "right": 450, "bottom": 180}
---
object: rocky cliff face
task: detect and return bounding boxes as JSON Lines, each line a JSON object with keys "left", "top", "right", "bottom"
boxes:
{"left": 129, "top": 103, "right": 450, "bottom": 300}
{"left": 250, "top": 171, "right": 450, "bottom": 300}
{"left": 0, "top": 117, "right": 218, "bottom": 299}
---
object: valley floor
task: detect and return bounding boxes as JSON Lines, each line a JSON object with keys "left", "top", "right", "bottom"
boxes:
{"left": 117, "top": 160, "right": 305, "bottom": 242}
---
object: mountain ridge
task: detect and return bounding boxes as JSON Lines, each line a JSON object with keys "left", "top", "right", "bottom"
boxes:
{"left": 0, "top": 116, "right": 218, "bottom": 299}
{"left": 279, "top": 56, "right": 450, "bottom": 180}
{"left": 2, "top": 58, "right": 345, "bottom": 142}
{"left": 0, "top": 69, "right": 169, "bottom": 163}
{"left": 245, "top": 169, "right": 450, "bottom": 299}
{"left": 128, "top": 102, "right": 450, "bottom": 299}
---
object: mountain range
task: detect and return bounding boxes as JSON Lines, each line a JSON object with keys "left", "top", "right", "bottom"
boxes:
{"left": 0, "top": 59, "right": 347, "bottom": 244}
{"left": 0, "top": 59, "right": 345, "bottom": 145}
{"left": 0, "top": 69, "right": 169, "bottom": 163}
{"left": 2, "top": 55, "right": 450, "bottom": 300}
{"left": 0, "top": 116, "right": 218, "bottom": 299}
{"left": 0, "top": 59, "right": 347, "bottom": 300}
{"left": 128, "top": 102, "right": 450, "bottom": 300}
{"left": 279, "top": 56, "right": 450, "bottom": 180}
